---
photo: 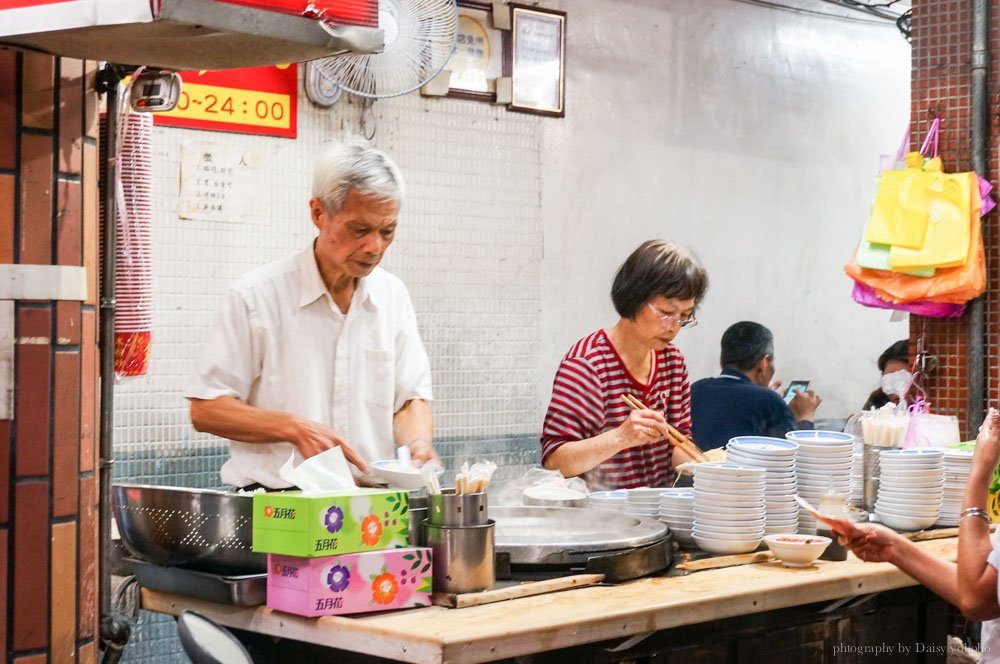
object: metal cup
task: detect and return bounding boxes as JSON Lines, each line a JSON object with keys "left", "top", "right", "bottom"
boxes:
{"left": 422, "top": 519, "right": 495, "bottom": 594}
{"left": 408, "top": 495, "right": 428, "bottom": 546}
{"left": 862, "top": 444, "right": 883, "bottom": 512}
{"left": 428, "top": 489, "right": 488, "bottom": 526}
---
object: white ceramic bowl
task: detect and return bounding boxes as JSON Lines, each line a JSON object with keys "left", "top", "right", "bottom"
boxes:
{"left": 370, "top": 460, "right": 445, "bottom": 490}
{"left": 522, "top": 485, "right": 588, "bottom": 507}
{"left": 728, "top": 436, "right": 799, "bottom": 455}
{"left": 692, "top": 478, "right": 765, "bottom": 493}
{"left": 693, "top": 514, "right": 767, "bottom": 528}
{"left": 763, "top": 534, "right": 832, "bottom": 567}
{"left": 786, "top": 430, "right": 855, "bottom": 444}
{"left": 693, "top": 490, "right": 764, "bottom": 505}
{"left": 693, "top": 534, "right": 762, "bottom": 554}
{"left": 693, "top": 463, "right": 767, "bottom": 481}
{"left": 726, "top": 451, "right": 796, "bottom": 469}
{"left": 875, "top": 510, "right": 939, "bottom": 531}
{"left": 875, "top": 502, "right": 941, "bottom": 517}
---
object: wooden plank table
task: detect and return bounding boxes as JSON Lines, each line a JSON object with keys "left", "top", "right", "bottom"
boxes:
{"left": 141, "top": 537, "right": 959, "bottom": 664}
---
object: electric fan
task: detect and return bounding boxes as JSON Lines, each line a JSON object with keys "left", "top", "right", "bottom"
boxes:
{"left": 314, "top": 0, "right": 458, "bottom": 99}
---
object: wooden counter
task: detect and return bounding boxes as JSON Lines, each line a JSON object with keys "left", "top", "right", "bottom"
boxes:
{"left": 142, "top": 537, "right": 959, "bottom": 664}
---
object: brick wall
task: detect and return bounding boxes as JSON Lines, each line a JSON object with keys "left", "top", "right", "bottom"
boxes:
{"left": 0, "top": 47, "right": 101, "bottom": 663}
{"left": 909, "top": 1, "right": 999, "bottom": 438}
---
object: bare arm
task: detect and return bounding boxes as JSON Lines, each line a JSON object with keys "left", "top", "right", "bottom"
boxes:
{"left": 393, "top": 399, "right": 439, "bottom": 467}
{"left": 543, "top": 408, "right": 669, "bottom": 478}
{"left": 958, "top": 408, "right": 1000, "bottom": 619}
{"left": 841, "top": 524, "right": 962, "bottom": 607}
{"left": 189, "top": 396, "right": 369, "bottom": 472}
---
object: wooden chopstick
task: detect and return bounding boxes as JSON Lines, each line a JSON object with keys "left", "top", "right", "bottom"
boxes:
{"left": 620, "top": 394, "right": 708, "bottom": 462}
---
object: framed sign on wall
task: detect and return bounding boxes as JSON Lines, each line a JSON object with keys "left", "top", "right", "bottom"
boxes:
{"left": 445, "top": 1, "right": 506, "bottom": 101}
{"left": 507, "top": 4, "right": 565, "bottom": 117}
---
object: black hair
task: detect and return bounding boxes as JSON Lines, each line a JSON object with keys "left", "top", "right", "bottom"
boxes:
{"left": 721, "top": 321, "right": 774, "bottom": 372}
{"left": 610, "top": 240, "right": 709, "bottom": 319}
{"left": 877, "top": 339, "right": 909, "bottom": 373}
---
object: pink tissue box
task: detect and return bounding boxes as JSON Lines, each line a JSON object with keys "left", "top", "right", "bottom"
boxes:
{"left": 267, "top": 548, "right": 433, "bottom": 617}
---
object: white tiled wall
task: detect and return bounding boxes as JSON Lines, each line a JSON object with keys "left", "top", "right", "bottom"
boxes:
{"left": 112, "top": 88, "right": 544, "bottom": 457}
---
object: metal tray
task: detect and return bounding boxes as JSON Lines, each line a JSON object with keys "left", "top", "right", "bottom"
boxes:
{"left": 128, "top": 558, "right": 266, "bottom": 607}
{"left": 491, "top": 506, "right": 669, "bottom": 565}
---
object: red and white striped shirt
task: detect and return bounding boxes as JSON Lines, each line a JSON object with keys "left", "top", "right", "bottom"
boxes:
{"left": 541, "top": 329, "right": 693, "bottom": 491}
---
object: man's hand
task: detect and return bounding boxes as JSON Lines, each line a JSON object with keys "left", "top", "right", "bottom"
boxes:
{"left": 769, "top": 379, "right": 783, "bottom": 394}
{"left": 286, "top": 414, "right": 369, "bottom": 472}
{"left": 789, "top": 389, "right": 821, "bottom": 422}
{"left": 407, "top": 438, "right": 442, "bottom": 468}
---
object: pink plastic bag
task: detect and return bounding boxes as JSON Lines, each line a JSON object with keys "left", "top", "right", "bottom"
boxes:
{"left": 903, "top": 399, "right": 960, "bottom": 449}
{"left": 851, "top": 281, "right": 966, "bottom": 318}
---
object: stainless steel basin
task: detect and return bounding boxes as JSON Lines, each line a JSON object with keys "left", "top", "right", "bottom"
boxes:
{"left": 112, "top": 484, "right": 265, "bottom": 573}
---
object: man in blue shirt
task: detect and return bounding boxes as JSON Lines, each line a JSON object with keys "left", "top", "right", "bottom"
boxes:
{"left": 691, "top": 321, "right": 822, "bottom": 450}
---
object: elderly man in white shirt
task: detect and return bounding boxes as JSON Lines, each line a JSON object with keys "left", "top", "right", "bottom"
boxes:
{"left": 187, "top": 140, "right": 437, "bottom": 489}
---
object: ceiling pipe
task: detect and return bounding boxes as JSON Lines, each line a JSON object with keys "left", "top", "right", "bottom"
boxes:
{"left": 968, "top": 0, "right": 989, "bottom": 434}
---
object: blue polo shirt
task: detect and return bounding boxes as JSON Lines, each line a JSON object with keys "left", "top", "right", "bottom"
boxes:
{"left": 690, "top": 367, "right": 811, "bottom": 450}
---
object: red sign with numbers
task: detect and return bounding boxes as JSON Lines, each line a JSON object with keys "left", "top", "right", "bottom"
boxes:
{"left": 153, "top": 64, "right": 299, "bottom": 139}
{"left": 0, "top": 0, "right": 74, "bottom": 7}
{"left": 208, "top": 0, "right": 377, "bottom": 27}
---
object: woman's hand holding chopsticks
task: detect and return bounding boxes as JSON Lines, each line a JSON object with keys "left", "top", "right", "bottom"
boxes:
{"left": 620, "top": 394, "right": 708, "bottom": 462}
{"left": 618, "top": 407, "right": 674, "bottom": 448}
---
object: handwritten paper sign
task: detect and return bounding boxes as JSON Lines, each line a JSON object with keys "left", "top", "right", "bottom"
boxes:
{"left": 178, "top": 141, "right": 266, "bottom": 223}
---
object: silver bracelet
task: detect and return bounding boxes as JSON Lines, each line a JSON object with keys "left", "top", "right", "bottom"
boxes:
{"left": 960, "top": 507, "right": 991, "bottom": 524}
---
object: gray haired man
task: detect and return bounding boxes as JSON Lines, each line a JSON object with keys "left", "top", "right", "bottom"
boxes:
{"left": 187, "top": 140, "right": 437, "bottom": 490}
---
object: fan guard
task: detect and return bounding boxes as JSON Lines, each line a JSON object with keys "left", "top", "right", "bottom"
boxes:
{"left": 315, "top": 0, "right": 458, "bottom": 99}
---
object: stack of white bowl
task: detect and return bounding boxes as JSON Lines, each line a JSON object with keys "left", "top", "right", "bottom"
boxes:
{"left": 785, "top": 431, "right": 855, "bottom": 534}
{"left": 587, "top": 490, "right": 629, "bottom": 511}
{"left": 851, "top": 443, "right": 865, "bottom": 507}
{"left": 725, "top": 437, "right": 799, "bottom": 535}
{"left": 692, "top": 463, "right": 767, "bottom": 554}
{"left": 626, "top": 488, "right": 669, "bottom": 517}
{"left": 876, "top": 449, "right": 944, "bottom": 531}
{"left": 658, "top": 488, "right": 695, "bottom": 546}
{"left": 938, "top": 449, "right": 973, "bottom": 526}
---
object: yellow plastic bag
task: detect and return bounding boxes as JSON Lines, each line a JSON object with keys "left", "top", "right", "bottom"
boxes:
{"left": 844, "top": 202, "right": 984, "bottom": 305}
{"left": 864, "top": 151, "right": 934, "bottom": 250}
{"left": 888, "top": 165, "right": 975, "bottom": 270}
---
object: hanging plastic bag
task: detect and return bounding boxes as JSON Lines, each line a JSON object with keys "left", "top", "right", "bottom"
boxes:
{"left": 864, "top": 150, "right": 936, "bottom": 249}
{"left": 850, "top": 281, "right": 966, "bottom": 318}
{"left": 845, "top": 201, "right": 984, "bottom": 304}
{"left": 888, "top": 164, "right": 975, "bottom": 270}
{"left": 858, "top": 126, "right": 936, "bottom": 276}
{"left": 855, "top": 240, "right": 935, "bottom": 277}
{"left": 864, "top": 120, "right": 942, "bottom": 249}
{"left": 903, "top": 399, "right": 960, "bottom": 449}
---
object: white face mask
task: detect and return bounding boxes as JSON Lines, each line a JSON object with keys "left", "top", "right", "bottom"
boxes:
{"left": 880, "top": 369, "right": 912, "bottom": 397}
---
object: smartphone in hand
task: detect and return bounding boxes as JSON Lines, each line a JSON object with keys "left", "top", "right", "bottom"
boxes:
{"left": 784, "top": 380, "right": 810, "bottom": 404}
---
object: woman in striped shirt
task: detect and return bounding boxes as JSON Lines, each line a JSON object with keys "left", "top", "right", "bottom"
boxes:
{"left": 541, "top": 240, "right": 709, "bottom": 490}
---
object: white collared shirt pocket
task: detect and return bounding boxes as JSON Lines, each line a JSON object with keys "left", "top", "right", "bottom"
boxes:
{"left": 364, "top": 347, "right": 395, "bottom": 408}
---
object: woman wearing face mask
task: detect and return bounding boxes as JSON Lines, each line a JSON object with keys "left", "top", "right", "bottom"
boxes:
{"left": 862, "top": 340, "right": 911, "bottom": 410}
